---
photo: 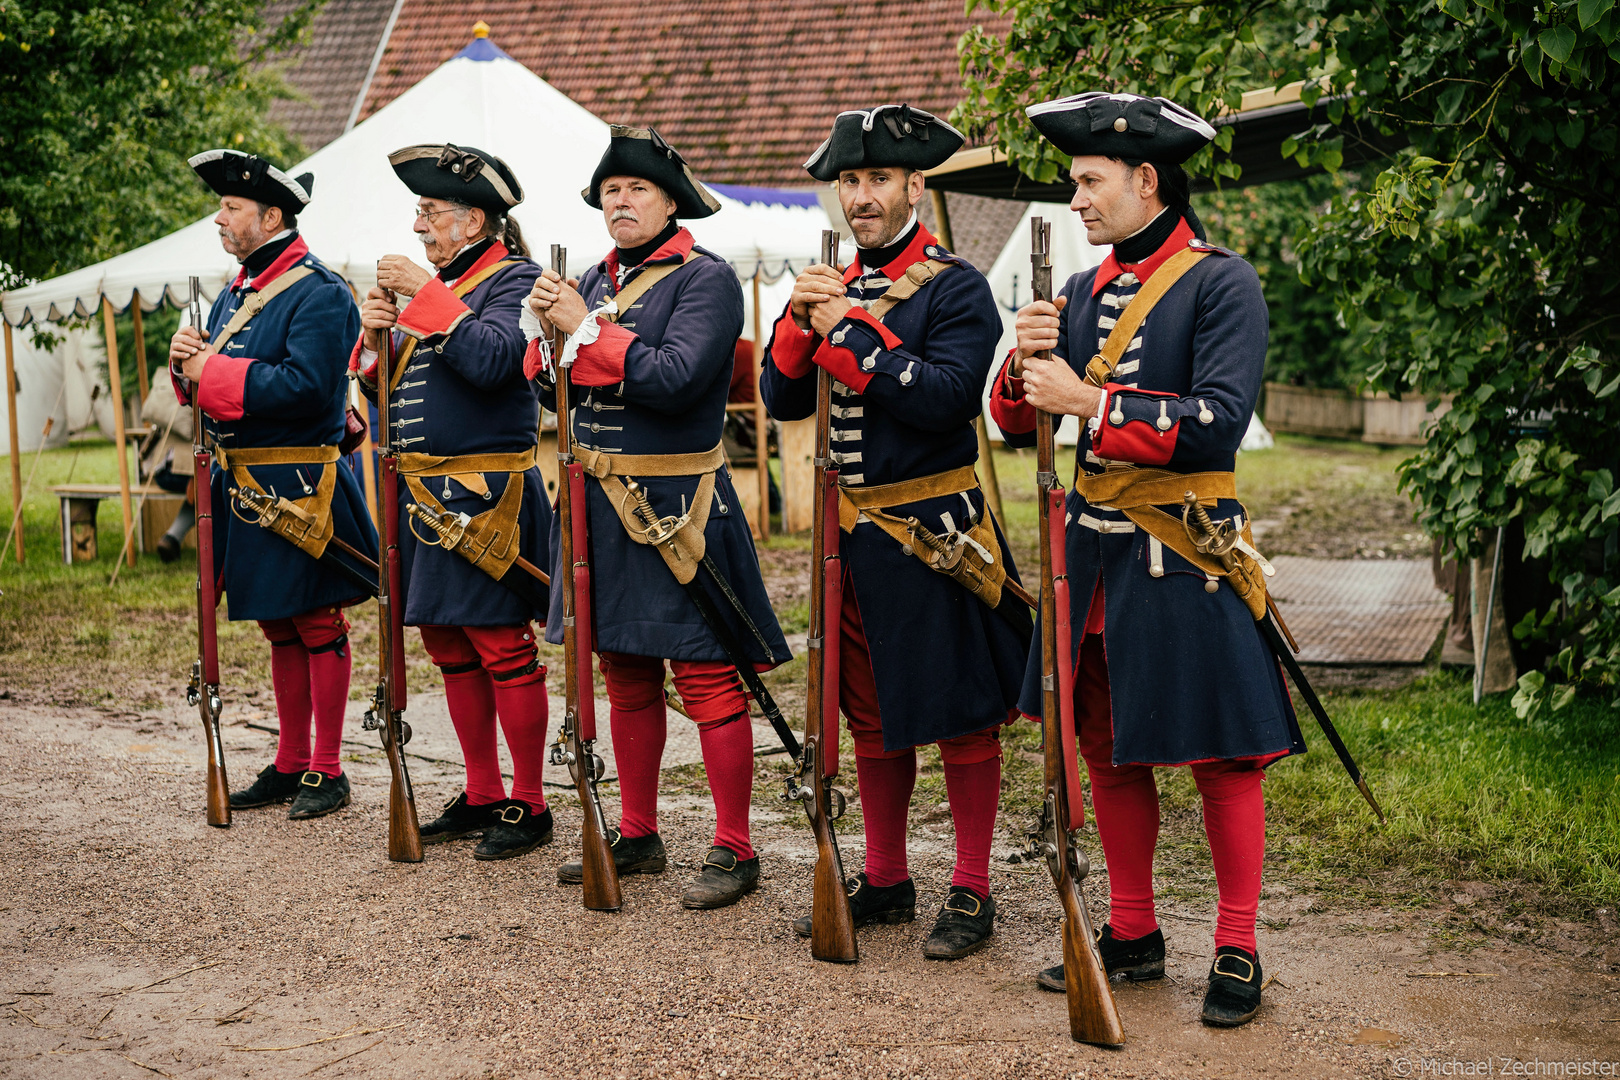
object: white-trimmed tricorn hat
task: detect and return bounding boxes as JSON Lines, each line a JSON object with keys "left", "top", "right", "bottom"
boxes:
{"left": 803, "top": 104, "right": 965, "bottom": 182}
{"left": 1025, "top": 93, "right": 1216, "bottom": 164}
{"left": 389, "top": 143, "right": 524, "bottom": 212}
{"left": 188, "top": 149, "right": 312, "bottom": 215}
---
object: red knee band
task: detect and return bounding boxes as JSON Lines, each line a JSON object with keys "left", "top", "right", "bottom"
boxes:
{"left": 286, "top": 606, "right": 350, "bottom": 652}
{"left": 462, "top": 624, "right": 540, "bottom": 674}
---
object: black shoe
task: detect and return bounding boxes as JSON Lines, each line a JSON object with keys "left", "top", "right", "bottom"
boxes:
{"left": 287, "top": 771, "right": 351, "bottom": 819}
{"left": 421, "top": 791, "right": 499, "bottom": 845}
{"left": 1037, "top": 923, "right": 1167, "bottom": 992}
{"left": 556, "top": 828, "right": 667, "bottom": 884}
{"left": 156, "top": 534, "right": 181, "bottom": 563}
{"left": 1201, "top": 946, "right": 1263, "bottom": 1027}
{"left": 229, "top": 763, "right": 303, "bottom": 809}
{"left": 680, "top": 846, "right": 761, "bottom": 910}
{"left": 793, "top": 873, "right": 917, "bottom": 938}
{"left": 922, "top": 886, "right": 995, "bottom": 960}
{"left": 474, "top": 801, "right": 554, "bottom": 861}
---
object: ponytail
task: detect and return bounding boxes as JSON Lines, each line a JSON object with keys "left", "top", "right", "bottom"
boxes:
{"left": 1117, "top": 158, "right": 1207, "bottom": 242}
{"left": 500, "top": 213, "right": 529, "bottom": 257}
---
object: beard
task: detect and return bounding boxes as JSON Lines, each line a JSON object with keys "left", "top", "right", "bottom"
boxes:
{"left": 848, "top": 197, "right": 911, "bottom": 248}
{"left": 220, "top": 222, "right": 267, "bottom": 259}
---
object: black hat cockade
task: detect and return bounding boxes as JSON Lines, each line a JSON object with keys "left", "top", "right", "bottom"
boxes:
{"left": 188, "top": 149, "right": 313, "bottom": 217}
{"left": 802, "top": 104, "right": 965, "bottom": 182}
{"left": 388, "top": 143, "right": 525, "bottom": 213}
{"left": 1025, "top": 92, "right": 1216, "bottom": 165}
{"left": 583, "top": 126, "right": 722, "bottom": 220}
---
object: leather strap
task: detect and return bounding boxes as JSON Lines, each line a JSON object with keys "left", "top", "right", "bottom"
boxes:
{"left": 392, "top": 259, "right": 518, "bottom": 390}
{"left": 1083, "top": 246, "right": 1210, "bottom": 387}
{"left": 604, "top": 253, "right": 693, "bottom": 324}
{"left": 837, "top": 463, "right": 977, "bottom": 514}
{"left": 396, "top": 448, "right": 538, "bottom": 476}
{"left": 213, "top": 444, "right": 340, "bottom": 469}
{"left": 210, "top": 266, "right": 316, "bottom": 354}
{"left": 865, "top": 259, "right": 954, "bottom": 321}
{"left": 575, "top": 440, "right": 725, "bottom": 587}
{"left": 574, "top": 443, "right": 724, "bottom": 480}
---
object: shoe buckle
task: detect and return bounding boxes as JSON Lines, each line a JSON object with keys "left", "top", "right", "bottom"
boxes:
{"left": 300, "top": 771, "right": 324, "bottom": 788}
{"left": 944, "top": 892, "right": 982, "bottom": 918}
{"left": 704, "top": 849, "right": 737, "bottom": 871}
{"left": 499, "top": 805, "right": 526, "bottom": 824}
{"left": 1213, "top": 954, "right": 1257, "bottom": 983}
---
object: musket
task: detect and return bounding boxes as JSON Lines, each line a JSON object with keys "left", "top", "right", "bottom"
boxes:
{"left": 545, "top": 244, "right": 623, "bottom": 912}
{"left": 362, "top": 320, "right": 423, "bottom": 862}
{"left": 1180, "top": 493, "right": 1386, "bottom": 822}
{"left": 184, "top": 275, "right": 231, "bottom": 828}
{"left": 782, "top": 229, "right": 858, "bottom": 963}
{"left": 1027, "top": 220, "right": 1125, "bottom": 1046}
{"left": 620, "top": 478, "right": 801, "bottom": 760}
{"left": 229, "top": 486, "right": 381, "bottom": 598}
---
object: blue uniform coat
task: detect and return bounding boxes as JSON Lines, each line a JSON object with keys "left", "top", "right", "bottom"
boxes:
{"left": 354, "top": 240, "right": 551, "bottom": 628}
{"left": 761, "top": 223, "right": 1033, "bottom": 751}
{"left": 536, "top": 229, "right": 789, "bottom": 665}
{"left": 990, "top": 217, "right": 1302, "bottom": 766}
{"left": 181, "top": 234, "right": 378, "bottom": 623}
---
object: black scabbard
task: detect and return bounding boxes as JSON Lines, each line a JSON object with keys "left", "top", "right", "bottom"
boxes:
{"left": 1258, "top": 613, "right": 1385, "bottom": 822}
{"left": 683, "top": 567, "right": 802, "bottom": 761}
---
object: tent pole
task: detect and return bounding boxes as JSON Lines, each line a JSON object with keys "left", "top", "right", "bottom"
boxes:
{"left": 130, "top": 290, "right": 149, "bottom": 405}
{"left": 101, "top": 297, "right": 136, "bottom": 568}
{"left": 4, "top": 318, "right": 23, "bottom": 563}
{"left": 928, "top": 188, "right": 1005, "bottom": 525}
{"left": 752, "top": 269, "right": 768, "bottom": 543}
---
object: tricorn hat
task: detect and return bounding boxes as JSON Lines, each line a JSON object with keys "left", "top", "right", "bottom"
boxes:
{"left": 803, "top": 104, "right": 964, "bottom": 182}
{"left": 583, "top": 127, "right": 721, "bottom": 220}
{"left": 188, "top": 149, "right": 313, "bottom": 216}
{"left": 1025, "top": 92, "right": 1215, "bottom": 164}
{"left": 389, "top": 143, "right": 524, "bottom": 212}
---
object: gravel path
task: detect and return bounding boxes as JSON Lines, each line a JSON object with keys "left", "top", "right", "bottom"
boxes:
{"left": 1, "top": 700, "right": 1616, "bottom": 1079}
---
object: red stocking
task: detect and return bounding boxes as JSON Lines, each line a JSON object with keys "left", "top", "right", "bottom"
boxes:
{"left": 268, "top": 638, "right": 313, "bottom": 774}
{"left": 306, "top": 643, "right": 351, "bottom": 778}
{"left": 943, "top": 756, "right": 1000, "bottom": 896}
{"left": 698, "top": 716, "right": 755, "bottom": 858}
{"left": 855, "top": 751, "right": 916, "bottom": 887}
{"left": 1191, "top": 760, "right": 1266, "bottom": 954}
{"left": 492, "top": 671, "right": 549, "bottom": 812}
{"left": 442, "top": 669, "right": 506, "bottom": 805}
{"left": 610, "top": 699, "right": 667, "bottom": 838}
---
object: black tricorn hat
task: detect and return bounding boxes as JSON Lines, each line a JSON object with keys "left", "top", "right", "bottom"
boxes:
{"left": 803, "top": 104, "right": 964, "bottom": 182}
{"left": 1025, "top": 92, "right": 1215, "bottom": 165}
{"left": 388, "top": 143, "right": 524, "bottom": 212}
{"left": 583, "top": 126, "right": 721, "bottom": 220}
{"left": 188, "top": 149, "right": 313, "bottom": 216}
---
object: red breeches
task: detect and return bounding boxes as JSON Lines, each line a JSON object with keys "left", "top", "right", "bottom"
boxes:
{"left": 839, "top": 578, "right": 1002, "bottom": 896}
{"left": 258, "top": 607, "right": 352, "bottom": 777}
{"left": 419, "top": 624, "right": 550, "bottom": 811}
{"left": 598, "top": 651, "right": 755, "bottom": 858}
{"left": 1074, "top": 632, "right": 1267, "bottom": 953}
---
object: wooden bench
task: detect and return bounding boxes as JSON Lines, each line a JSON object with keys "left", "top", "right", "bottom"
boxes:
{"left": 50, "top": 484, "right": 189, "bottom": 563}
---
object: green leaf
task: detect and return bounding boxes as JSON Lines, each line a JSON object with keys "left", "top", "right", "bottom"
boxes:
{"left": 1551, "top": 682, "right": 1579, "bottom": 711}
{"left": 1579, "top": 0, "right": 1614, "bottom": 30}
{"left": 1598, "top": 373, "right": 1620, "bottom": 399}
{"left": 1539, "top": 24, "right": 1577, "bottom": 63}
{"left": 1603, "top": 488, "right": 1620, "bottom": 520}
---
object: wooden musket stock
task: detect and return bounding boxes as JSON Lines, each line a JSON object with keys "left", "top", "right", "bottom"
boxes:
{"left": 1030, "top": 220, "right": 1124, "bottom": 1046}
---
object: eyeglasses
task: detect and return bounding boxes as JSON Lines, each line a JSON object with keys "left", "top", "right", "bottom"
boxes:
{"left": 413, "top": 206, "right": 460, "bottom": 222}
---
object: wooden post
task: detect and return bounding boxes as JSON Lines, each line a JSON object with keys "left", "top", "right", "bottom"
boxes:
{"left": 130, "top": 290, "right": 150, "bottom": 405}
{"left": 4, "top": 318, "right": 22, "bottom": 563}
{"left": 928, "top": 187, "right": 1006, "bottom": 523}
{"left": 101, "top": 297, "right": 136, "bottom": 567}
{"left": 752, "top": 270, "right": 769, "bottom": 542}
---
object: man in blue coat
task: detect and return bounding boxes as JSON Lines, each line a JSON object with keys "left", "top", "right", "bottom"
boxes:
{"left": 989, "top": 92, "right": 1304, "bottom": 1027}
{"left": 352, "top": 143, "right": 552, "bottom": 861}
{"left": 525, "top": 127, "right": 790, "bottom": 910}
{"left": 761, "top": 105, "right": 1034, "bottom": 960}
{"left": 169, "top": 149, "right": 378, "bottom": 820}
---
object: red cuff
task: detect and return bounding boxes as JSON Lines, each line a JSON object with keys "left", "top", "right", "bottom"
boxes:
{"left": 811, "top": 340, "right": 874, "bottom": 394}
{"left": 522, "top": 338, "right": 547, "bottom": 380}
{"left": 987, "top": 352, "right": 1035, "bottom": 434}
{"left": 1092, "top": 384, "right": 1179, "bottom": 466}
{"left": 348, "top": 336, "right": 379, "bottom": 381}
{"left": 197, "top": 354, "right": 253, "bottom": 421}
{"left": 396, "top": 277, "right": 472, "bottom": 339}
{"left": 769, "top": 309, "right": 818, "bottom": 379}
{"left": 842, "top": 307, "right": 903, "bottom": 350}
{"left": 572, "top": 320, "right": 635, "bottom": 386}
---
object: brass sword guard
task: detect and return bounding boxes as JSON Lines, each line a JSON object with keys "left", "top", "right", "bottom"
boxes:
{"left": 623, "top": 478, "right": 688, "bottom": 547}
{"left": 405, "top": 502, "right": 471, "bottom": 549}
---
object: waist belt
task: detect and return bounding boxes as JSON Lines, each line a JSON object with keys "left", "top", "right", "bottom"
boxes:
{"left": 1073, "top": 466, "right": 1271, "bottom": 620}
{"left": 216, "top": 444, "right": 341, "bottom": 560}
{"left": 397, "top": 448, "right": 537, "bottom": 581}
{"left": 575, "top": 442, "right": 727, "bottom": 586}
{"left": 837, "top": 464, "right": 1011, "bottom": 610}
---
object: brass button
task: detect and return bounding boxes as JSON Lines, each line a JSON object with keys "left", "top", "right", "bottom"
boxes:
{"left": 1113, "top": 117, "right": 1128, "bottom": 132}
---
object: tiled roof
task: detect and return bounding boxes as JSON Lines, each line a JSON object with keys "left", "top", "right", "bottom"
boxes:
{"left": 267, "top": 0, "right": 400, "bottom": 153}
{"left": 358, "top": 0, "right": 1005, "bottom": 186}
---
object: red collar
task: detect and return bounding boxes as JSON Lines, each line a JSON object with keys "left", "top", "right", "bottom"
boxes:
{"left": 446, "top": 240, "right": 510, "bottom": 286}
{"left": 850, "top": 223, "right": 941, "bottom": 283}
{"left": 1091, "top": 216, "right": 1198, "bottom": 297}
{"left": 602, "top": 227, "right": 696, "bottom": 289}
{"left": 232, "top": 235, "right": 311, "bottom": 291}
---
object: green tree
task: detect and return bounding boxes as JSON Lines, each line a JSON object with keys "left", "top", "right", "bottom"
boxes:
{"left": 0, "top": 0, "right": 319, "bottom": 290}
{"left": 956, "top": 1, "right": 1620, "bottom": 710}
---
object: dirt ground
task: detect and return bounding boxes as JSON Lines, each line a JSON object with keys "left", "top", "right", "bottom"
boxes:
{"left": 2, "top": 696, "right": 1617, "bottom": 1080}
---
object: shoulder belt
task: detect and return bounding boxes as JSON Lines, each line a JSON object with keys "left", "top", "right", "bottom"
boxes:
{"left": 1083, "top": 246, "right": 1210, "bottom": 387}
{"left": 210, "top": 265, "right": 317, "bottom": 354}
{"left": 603, "top": 251, "right": 695, "bottom": 325}
{"left": 865, "top": 258, "right": 954, "bottom": 322}
{"left": 392, "top": 259, "right": 520, "bottom": 391}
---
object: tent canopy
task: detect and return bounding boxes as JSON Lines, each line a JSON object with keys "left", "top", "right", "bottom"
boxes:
{"left": 2, "top": 32, "right": 828, "bottom": 328}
